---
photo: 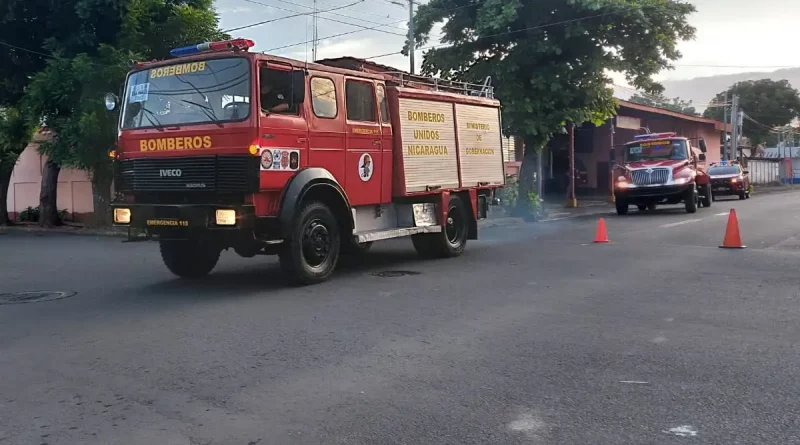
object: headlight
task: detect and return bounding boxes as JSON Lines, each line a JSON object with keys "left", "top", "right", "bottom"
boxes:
{"left": 114, "top": 208, "right": 131, "bottom": 224}
{"left": 673, "top": 177, "right": 690, "bottom": 185}
{"left": 215, "top": 209, "right": 236, "bottom": 226}
{"left": 731, "top": 178, "right": 739, "bottom": 183}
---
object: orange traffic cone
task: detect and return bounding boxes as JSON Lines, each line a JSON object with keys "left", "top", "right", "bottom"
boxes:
{"left": 593, "top": 218, "right": 609, "bottom": 243}
{"left": 719, "top": 209, "right": 746, "bottom": 249}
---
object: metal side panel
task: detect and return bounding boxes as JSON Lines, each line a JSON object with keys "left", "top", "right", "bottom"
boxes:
{"left": 355, "top": 225, "right": 442, "bottom": 243}
{"left": 455, "top": 104, "right": 505, "bottom": 187}
{"left": 397, "top": 98, "right": 460, "bottom": 193}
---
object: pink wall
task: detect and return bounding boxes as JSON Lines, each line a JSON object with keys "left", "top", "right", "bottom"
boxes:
{"left": 7, "top": 132, "right": 94, "bottom": 222}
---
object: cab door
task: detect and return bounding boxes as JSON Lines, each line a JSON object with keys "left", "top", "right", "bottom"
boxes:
{"left": 376, "top": 83, "right": 394, "bottom": 203}
{"left": 343, "top": 78, "right": 382, "bottom": 206}
{"left": 257, "top": 62, "right": 309, "bottom": 190}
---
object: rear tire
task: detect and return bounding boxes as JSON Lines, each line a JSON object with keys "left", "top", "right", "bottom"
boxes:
{"left": 159, "top": 240, "right": 221, "bottom": 279}
{"left": 412, "top": 196, "right": 468, "bottom": 259}
{"left": 616, "top": 200, "right": 629, "bottom": 215}
{"left": 685, "top": 186, "right": 698, "bottom": 214}
{"left": 279, "top": 201, "right": 341, "bottom": 285}
{"left": 700, "top": 184, "right": 712, "bottom": 208}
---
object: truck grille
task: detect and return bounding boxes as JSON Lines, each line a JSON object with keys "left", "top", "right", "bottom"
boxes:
{"left": 630, "top": 168, "right": 669, "bottom": 186}
{"left": 118, "top": 155, "right": 259, "bottom": 193}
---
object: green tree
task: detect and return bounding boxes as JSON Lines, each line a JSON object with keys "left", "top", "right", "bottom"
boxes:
{"left": 0, "top": 107, "right": 35, "bottom": 225}
{"left": 23, "top": 0, "right": 226, "bottom": 227}
{"left": 704, "top": 79, "right": 800, "bottom": 146}
{"left": 628, "top": 93, "right": 698, "bottom": 116}
{"left": 408, "top": 0, "right": 696, "bottom": 207}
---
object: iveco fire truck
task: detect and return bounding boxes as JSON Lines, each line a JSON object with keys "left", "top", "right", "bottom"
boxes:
{"left": 107, "top": 39, "right": 505, "bottom": 284}
{"left": 613, "top": 132, "right": 711, "bottom": 215}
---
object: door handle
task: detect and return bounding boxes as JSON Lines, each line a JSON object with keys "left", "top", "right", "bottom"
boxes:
{"left": 297, "top": 137, "right": 308, "bottom": 143}
{"left": 372, "top": 140, "right": 382, "bottom": 146}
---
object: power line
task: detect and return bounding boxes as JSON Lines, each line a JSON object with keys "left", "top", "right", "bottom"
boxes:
{"left": 242, "top": 0, "right": 402, "bottom": 30}
{"left": 223, "top": 0, "right": 363, "bottom": 32}
{"left": 238, "top": 0, "right": 408, "bottom": 37}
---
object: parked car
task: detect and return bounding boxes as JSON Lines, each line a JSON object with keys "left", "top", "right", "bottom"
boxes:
{"left": 708, "top": 161, "right": 750, "bottom": 200}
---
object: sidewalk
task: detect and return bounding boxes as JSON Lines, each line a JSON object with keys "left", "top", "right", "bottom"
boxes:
{"left": 479, "top": 199, "right": 611, "bottom": 229}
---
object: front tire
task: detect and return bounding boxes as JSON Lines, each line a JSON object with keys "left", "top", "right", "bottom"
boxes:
{"left": 616, "top": 199, "right": 629, "bottom": 215}
{"left": 700, "top": 183, "right": 712, "bottom": 208}
{"left": 279, "top": 201, "right": 341, "bottom": 285}
{"left": 412, "top": 196, "right": 468, "bottom": 259}
{"left": 159, "top": 240, "right": 221, "bottom": 279}
{"left": 685, "top": 186, "right": 698, "bottom": 214}
{"left": 739, "top": 192, "right": 746, "bottom": 200}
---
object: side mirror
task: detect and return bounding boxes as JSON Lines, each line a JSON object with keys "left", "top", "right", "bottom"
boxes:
{"left": 699, "top": 138, "right": 708, "bottom": 153}
{"left": 743, "top": 170, "right": 749, "bottom": 175}
{"left": 699, "top": 153, "right": 706, "bottom": 161}
{"left": 291, "top": 70, "right": 306, "bottom": 104}
{"left": 104, "top": 93, "right": 119, "bottom": 111}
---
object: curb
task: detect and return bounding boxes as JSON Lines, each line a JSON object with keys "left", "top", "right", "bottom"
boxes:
{"left": 0, "top": 225, "right": 129, "bottom": 238}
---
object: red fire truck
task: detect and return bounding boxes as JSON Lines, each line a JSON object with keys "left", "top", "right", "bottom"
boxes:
{"left": 613, "top": 132, "right": 711, "bottom": 215}
{"left": 106, "top": 39, "right": 505, "bottom": 284}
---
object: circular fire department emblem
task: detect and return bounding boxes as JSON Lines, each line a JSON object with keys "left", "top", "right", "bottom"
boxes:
{"left": 260, "top": 149, "right": 273, "bottom": 170}
{"left": 359, "top": 153, "right": 373, "bottom": 182}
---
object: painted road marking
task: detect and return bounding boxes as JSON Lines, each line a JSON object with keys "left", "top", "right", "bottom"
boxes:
{"left": 716, "top": 212, "right": 729, "bottom": 216}
{"left": 664, "top": 425, "right": 698, "bottom": 437}
{"left": 619, "top": 381, "right": 649, "bottom": 384}
{"left": 659, "top": 219, "right": 702, "bottom": 228}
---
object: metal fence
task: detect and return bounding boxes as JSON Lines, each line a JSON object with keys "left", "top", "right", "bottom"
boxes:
{"left": 746, "top": 159, "right": 781, "bottom": 184}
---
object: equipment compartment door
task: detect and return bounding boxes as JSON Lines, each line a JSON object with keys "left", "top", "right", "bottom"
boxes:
{"left": 454, "top": 104, "right": 504, "bottom": 187}
{"left": 343, "top": 78, "right": 382, "bottom": 206}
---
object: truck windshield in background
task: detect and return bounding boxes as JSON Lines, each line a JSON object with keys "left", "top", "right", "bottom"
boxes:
{"left": 121, "top": 57, "right": 250, "bottom": 129}
{"left": 625, "top": 139, "right": 688, "bottom": 162}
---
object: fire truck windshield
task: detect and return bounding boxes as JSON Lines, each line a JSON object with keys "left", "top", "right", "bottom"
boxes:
{"left": 625, "top": 139, "right": 688, "bottom": 162}
{"left": 121, "top": 57, "right": 250, "bottom": 129}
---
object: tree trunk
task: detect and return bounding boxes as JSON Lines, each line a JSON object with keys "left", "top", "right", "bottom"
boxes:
{"left": 90, "top": 167, "right": 113, "bottom": 227}
{"left": 39, "top": 160, "right": 61, "bottom": 227}
{"left": 0, "top": 165, "right": 13, "bottom": 226}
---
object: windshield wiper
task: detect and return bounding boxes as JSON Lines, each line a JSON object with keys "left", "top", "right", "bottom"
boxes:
{"left": 177, "top": 99, "right": 223, "bottom": 128}
{"left": 139, "top": 107, "right": 165, "bottom": 131}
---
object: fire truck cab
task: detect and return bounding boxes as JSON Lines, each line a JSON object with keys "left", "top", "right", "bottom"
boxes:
{"left": 107, "top": 39, "right": 505, "bottom": 285}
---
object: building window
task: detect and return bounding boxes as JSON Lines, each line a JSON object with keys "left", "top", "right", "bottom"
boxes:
{"left": 311, "top": 77, "right": 337, "bottom": 119}
{"left": 345, "top": 80, "right": 376, "bottom": 122}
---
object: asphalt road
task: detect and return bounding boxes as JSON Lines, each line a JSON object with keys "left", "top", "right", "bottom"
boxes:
{"left": 2, "top": 190, "right": 800, "bottom": 445}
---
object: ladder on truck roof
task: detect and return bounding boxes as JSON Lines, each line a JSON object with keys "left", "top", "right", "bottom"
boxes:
{"left": 380, "top": 72, "right": 495, "bottom": 99}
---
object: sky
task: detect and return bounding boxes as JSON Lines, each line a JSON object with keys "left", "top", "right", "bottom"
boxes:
{"left": 215, "top": 0, "right": 800, "bottom": 84}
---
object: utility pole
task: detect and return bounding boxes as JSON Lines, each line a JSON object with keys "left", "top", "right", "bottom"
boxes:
{"left": 722, "top": 92, "right": 729, "bottom": 161}
{"left": 311, "top": 0, "right": 319, "bottom": 61}
{"left": 730, "top": 95, "right": 739, "bottom": 162}
{"left": 408, "top": 0, "right": 415, "bottom": 74}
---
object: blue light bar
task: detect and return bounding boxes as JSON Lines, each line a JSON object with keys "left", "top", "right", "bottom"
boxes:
{"left": 170, "top": 42, "right": 213, "bottom": 57}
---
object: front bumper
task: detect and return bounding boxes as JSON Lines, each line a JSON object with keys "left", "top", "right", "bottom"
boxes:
{"left": 616, "top": 183, "right": 692, "bottom": 199}
{"left": 711, "top": 181, "right": 745, "bottom": 195}
{"left": 112, "top": 203, "right": 256, "bottom": 235}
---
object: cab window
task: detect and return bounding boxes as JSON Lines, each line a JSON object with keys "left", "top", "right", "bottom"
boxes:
{"left": 260, "top": 67, "right": 299, "bottom": 115}
{"left": 311, "top": 77, "right": 337, "bottom": 119}
{"left": 376, "top": 84, "right": 390, "bottom": 124}
{"left": 345, "top": 80, "right": 376, "bottom": 122}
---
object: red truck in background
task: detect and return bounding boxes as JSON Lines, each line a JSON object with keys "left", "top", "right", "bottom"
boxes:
{"left": 613, "top": 132, "right": 711, "bottom": 215}
{"left": 106, "top": 39, "right": 505, "bottom": 285}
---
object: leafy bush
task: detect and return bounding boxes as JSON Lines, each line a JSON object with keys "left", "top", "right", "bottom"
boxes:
{"left": 18, "top": 206, "right": 39, "bottom": 222}
{"left": 498, "top": 175, "right": 519, "bottom": 210}
{"left": 17, "top": 206, "right": 69, "bottom": 223}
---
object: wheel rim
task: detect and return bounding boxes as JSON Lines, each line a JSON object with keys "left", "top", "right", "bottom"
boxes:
{"left": 445, "top": 205, "right": 464, "bottom": 247}
{"left": 301, "top": 218, "right": 331, "bottom": 267}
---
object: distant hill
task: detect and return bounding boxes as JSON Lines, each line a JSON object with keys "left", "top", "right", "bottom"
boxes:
{"left": 661, "top": 67, "right": 800, "bottom": 112}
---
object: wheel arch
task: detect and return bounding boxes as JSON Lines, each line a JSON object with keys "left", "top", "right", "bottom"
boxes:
{"left": 279, "top": 168, "right": 353, "bottom": 240}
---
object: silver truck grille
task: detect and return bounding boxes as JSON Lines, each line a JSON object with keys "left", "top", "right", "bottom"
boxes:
{"left": 630, "top": 168, "right": 669, "bottom": 186}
